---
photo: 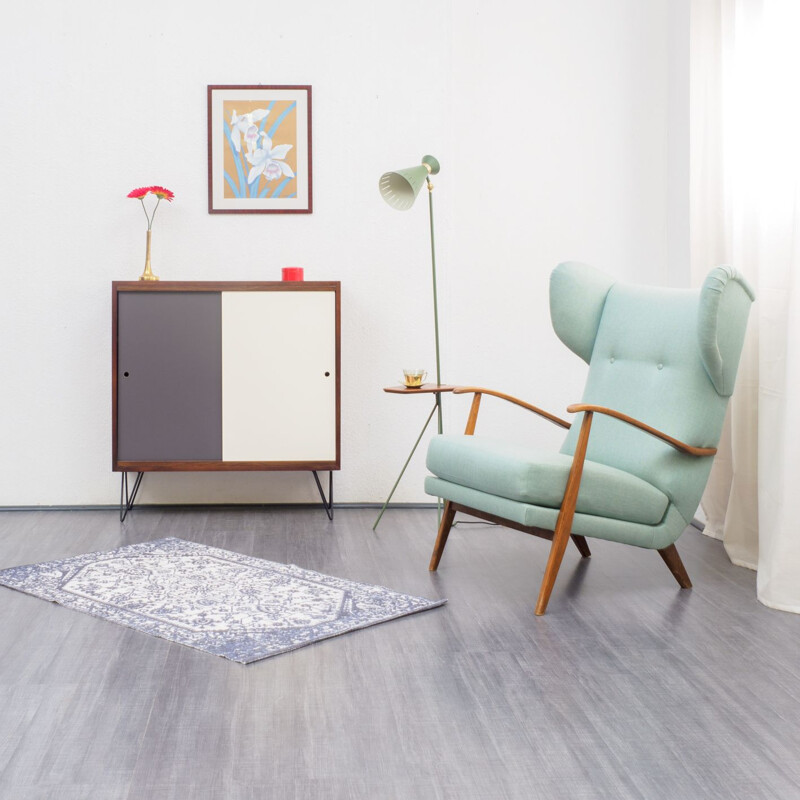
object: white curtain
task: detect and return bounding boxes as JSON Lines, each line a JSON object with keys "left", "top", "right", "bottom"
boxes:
{"left": 690, "top": 0, "right": 800, "bottom": 613}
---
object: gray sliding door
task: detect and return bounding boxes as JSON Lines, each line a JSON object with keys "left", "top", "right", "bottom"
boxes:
{"left": 117, "top": 292, "right": 223, "bottom": 462}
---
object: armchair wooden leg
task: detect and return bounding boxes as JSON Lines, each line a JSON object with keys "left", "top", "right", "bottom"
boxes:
{"left": 535, "top": 410, "right": 595, "bottom": 616}
{"left": 535, "top": 521, "right": 573, "bottom": 615}
{"left": 658, "top": 543, "right": 692, "bottom": 588}
{"left": 429, "top": 501, "right": 456, "bottom": 571}
{"left": 571, "top": 534, "right": 591, "bottom": 558}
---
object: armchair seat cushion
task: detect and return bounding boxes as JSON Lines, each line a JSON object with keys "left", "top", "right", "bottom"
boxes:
{"left": 427, "top": 435, "right": 669, "bottom": 526}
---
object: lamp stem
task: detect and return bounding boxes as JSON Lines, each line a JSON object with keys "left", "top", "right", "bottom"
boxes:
{"left": 427, "top": 177, "right": 443, "bottom": 435}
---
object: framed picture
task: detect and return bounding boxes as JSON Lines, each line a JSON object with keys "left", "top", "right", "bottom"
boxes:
{"left": 207, "top": 85, "right": 312, "bottom": 214}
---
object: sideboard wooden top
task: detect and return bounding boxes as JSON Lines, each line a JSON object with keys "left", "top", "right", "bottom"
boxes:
{"left": 113, "top": 280, "right": 340, "bottom": 292}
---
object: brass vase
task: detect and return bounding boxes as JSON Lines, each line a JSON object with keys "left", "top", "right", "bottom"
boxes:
{"left": 139, "top": 229, "right": 159, "bottom": 281}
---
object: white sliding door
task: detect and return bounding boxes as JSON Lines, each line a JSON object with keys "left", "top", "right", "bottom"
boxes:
{"left": 221, "top": 291, "right": 337, "bottom": 462}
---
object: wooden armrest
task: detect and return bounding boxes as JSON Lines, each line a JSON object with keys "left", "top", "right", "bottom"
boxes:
{"left": 454, "top": 386, "right": 571, "bottom": 431}
{"left": 566, "top": 404, "right": 717, "bottom": 457}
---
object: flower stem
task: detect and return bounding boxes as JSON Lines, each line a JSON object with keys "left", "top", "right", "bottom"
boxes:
{"left": 138, "top": 195, "right": 163, "bottom": 231}
{"left": 149, "top": 196, "right": 162, "bottom": 229}
{"left": 139, "top": 197, "right": 151, "bottom": 230}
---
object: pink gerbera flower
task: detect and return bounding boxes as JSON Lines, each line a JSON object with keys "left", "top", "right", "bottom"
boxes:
{"left": 127, "top": 185, "right": 175, "bottom": 229}
{"left": 148, "top": 186, "right": 175, "bottom": 201}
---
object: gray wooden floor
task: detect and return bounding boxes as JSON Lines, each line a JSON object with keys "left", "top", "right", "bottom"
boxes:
{"left": 0, "top": 507, "right": 798, "bottom": 799}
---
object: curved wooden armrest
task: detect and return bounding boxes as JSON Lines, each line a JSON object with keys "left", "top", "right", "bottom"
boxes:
{"left": 454, "top": 386, "right": 571, "bottom": 432}
{"left": 566, "top": 404, "right": 717, "bottom": 457}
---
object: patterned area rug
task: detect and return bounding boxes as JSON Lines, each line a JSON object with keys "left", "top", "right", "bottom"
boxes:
{"left": 0, "top": 537, "right": 446, "bottom": 664}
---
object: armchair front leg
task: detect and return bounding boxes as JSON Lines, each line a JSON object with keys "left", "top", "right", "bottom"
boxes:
{"left": 429, "top": 501, "right": 456, "bottom": 571}
{"left": 464, "top": 392, "right": 482, "bottom": 435}
{"left": 535, "top": 410, "right": 595, "bottom": 615}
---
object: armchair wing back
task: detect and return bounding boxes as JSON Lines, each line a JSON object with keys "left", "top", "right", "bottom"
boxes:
{"left": 425, "top": 261, "right": 754, "bottom": 615}
{"left": 554, "top": 261, "right": 754, "bottom": 534}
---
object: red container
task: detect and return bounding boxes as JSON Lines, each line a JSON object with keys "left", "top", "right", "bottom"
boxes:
{"left": 281, "top": 267, "right": 304, "bottom": 281}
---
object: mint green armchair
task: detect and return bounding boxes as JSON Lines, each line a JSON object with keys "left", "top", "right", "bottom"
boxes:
{"left": 425, "top": 262, "right": 754, "bottom": 615}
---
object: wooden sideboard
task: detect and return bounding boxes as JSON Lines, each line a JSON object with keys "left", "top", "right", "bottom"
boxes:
{"left": 112, "top": 281, "right": 340, "bottom": 518}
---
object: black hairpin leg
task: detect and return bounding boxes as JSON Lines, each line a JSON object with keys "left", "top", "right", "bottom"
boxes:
{"left": 312, "top": 471, "right": 334, "bottom": 520}
{"left": 120, "top": 471, "right": 144, "bottom": 522}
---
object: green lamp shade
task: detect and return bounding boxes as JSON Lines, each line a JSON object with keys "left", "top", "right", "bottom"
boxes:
{"left": 379, "top": 155, "right": 441, "bottom": 211}
{"left": 378, "top": 166, "right": 429, "bottom": 211}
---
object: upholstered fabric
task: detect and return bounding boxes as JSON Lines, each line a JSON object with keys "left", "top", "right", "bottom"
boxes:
{"left": 427, "top": 435, "right": 668, "bottom": 525}
{"left": 425, "top": 261, "right": 754, "bottom": 550}
{"left": 549, "top": 261, "right": 615, "bottom": 364}
{"left": 425, "top": 476, "right": 690, "bottom": 551}
{"left": 697, "top": 266, "right": 755, "bottom": 396}
{"left": 558, "top": 264, "right": 753, "bottom": 526}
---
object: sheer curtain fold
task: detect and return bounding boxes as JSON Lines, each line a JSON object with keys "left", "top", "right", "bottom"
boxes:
{"left": 690, "top": 0, "right": 800, "bottom": 612}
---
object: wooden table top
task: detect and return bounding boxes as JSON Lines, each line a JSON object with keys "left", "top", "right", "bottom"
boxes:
{"left": 383, "top": 384, "right": 456, "bottom": 395}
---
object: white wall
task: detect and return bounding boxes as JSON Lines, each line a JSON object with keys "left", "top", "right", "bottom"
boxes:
{"left": 0, "top": 0, "right": 688, "bottom": 507}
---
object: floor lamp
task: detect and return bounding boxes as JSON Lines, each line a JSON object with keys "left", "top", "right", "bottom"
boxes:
{"left": 374, "top": 155, "right": 445, "bottom": 530}
{"left": 378, "top": 154, "right": 443, "bottom": 430}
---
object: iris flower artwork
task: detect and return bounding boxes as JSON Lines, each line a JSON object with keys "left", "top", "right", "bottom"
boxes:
{"left": 208, "top": 85, "right": 312, "bottom": 214}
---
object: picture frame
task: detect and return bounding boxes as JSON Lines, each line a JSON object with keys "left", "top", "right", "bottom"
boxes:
{"left": 207, "top": 85, "right": 312, "bottom": 214}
